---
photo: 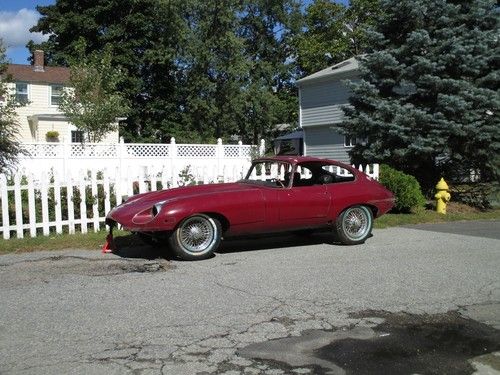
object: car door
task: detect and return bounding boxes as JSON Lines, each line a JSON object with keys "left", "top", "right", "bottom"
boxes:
{"left": 277, "top": 167, "right": 331, "bottom": 223}
{"left": 278, "top": 185, "right": 330, "bottom": 221}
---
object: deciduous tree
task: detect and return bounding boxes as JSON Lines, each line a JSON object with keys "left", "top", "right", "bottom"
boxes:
{"left": 0, "top": 40, "right": 24, "bottom": 173}
{"left": 59, "top": 41, "right": 130, "bottom": 142}
{"left": 294, "top": 0, "right": 380, "bottom": 76}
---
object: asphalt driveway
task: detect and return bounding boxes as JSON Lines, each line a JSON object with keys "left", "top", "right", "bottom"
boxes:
{"left": 0, "top": 221, "right": 499, "bottom": 374}
{"left": 405, "top": 219, "right": 500, "bottom": 240}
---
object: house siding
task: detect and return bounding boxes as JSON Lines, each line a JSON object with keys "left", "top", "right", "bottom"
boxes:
{"left": 8, "top": 82, "right": 119, "bottom": 143}
{"left": 298, "top": 64, "right": 359, "bottom": 163}
{"left": 10, "top": 82, "right": 64, "bottom": 142}
{"left": 300, "top": 78, "right": 358, "bottom": 128}
{"left": 304, "top": 126, "right": 351, "bottom": 163}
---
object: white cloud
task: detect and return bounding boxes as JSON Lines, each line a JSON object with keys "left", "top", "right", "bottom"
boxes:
{"left": 0, "top": 8, "right": 49, "bottom": 48}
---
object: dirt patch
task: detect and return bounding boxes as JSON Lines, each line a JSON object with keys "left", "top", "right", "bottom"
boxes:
{"left": 0, "top": 256, "right": 171, "bottom": 288}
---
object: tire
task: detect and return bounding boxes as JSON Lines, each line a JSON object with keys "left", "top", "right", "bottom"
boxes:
{"left": 334, "top": 205, "right": 373, "bottom": 245}
{"left": 168, "top": 214, "right": 221, "bottom": 260}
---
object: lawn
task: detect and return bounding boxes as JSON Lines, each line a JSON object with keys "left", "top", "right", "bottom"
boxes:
{"left": 1, "top": 206, "right": 499, "bottom": 254}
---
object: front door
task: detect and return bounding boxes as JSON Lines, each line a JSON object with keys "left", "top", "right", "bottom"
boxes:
{"left": 278, "top": 185, "right": 331, "bottom": 223}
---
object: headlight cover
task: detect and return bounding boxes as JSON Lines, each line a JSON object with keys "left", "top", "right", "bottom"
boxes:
{"left": 151, "top": 200, "right": 168, "bottom": 217}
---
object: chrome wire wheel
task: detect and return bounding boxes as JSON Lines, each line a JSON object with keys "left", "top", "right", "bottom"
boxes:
{"left": 336, "top": 205, "right": 373, "bottom": 244}
{"left": 178, "top": 216, "right": 215, "bottom": 253}
{"left": 169, "top": 214, "right": 222, "bottom": 260}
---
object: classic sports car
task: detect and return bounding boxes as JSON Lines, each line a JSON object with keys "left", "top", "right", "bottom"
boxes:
{"left": 105, "top": 156, "right": 394, "bottom": 260}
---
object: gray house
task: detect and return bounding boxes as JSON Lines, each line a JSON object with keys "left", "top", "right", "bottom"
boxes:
{"left": 297, "top": 57, "right": 359, "bottom": 163}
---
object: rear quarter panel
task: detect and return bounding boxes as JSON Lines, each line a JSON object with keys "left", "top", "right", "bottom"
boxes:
{"left": 328, "top": 175, "right": 394, "bottom": 219}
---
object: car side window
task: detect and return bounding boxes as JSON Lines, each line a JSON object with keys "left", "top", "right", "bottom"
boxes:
{"left": 292, "top": 166, "right": 314, "bottom": 187}
{"left": 321, "top": 165, "right": 355, "bottom": 183}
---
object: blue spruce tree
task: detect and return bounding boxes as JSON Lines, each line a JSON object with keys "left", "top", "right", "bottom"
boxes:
{"left": 338, "top": 0, "right": 499, "bottom": 191}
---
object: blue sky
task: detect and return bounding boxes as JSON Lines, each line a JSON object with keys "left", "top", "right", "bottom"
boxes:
{"left": 0, "top": 0, "right": 54, "bottom": 63}
{"left": 1, "top": 0, "right": 350, "bottom": 64}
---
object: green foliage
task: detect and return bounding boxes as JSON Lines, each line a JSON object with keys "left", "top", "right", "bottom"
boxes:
{"left": 294, "top": 0, "right": 380, "bottom": 75}
{"left": 58, "top": 39, "right": 130, "bottom": 143}
{"left": 31, "top": 0, "right": 301, "bottom": 144}
{"left": 338, "top": 0, "right": 500, "bottom": 191}
{"left": 379, "top": 164, "right": 426, "bottom": 213}
{"left": 177, "top": 165, "right": 197, "bottom": 186}
{"left": 450, "top": 182, "right": 499, "bottom": 210}
{"left": 0, "top": 40, "right": 25, "bottom": 173}
{"left": 45, "top": 131, "right": 59, "bottom": 141}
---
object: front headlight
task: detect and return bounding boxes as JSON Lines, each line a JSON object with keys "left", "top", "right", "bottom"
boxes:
{"left": 152, "top": 203, "right": 162, "bottom": 217}
{"left": 151, "top": 200, "right": 168, "bottom": 217}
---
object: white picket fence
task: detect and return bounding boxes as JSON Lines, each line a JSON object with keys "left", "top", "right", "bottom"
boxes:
{"left": 0, "top": 163, "right": 379, "bottom": 240}
{"left": 16, "top": 137, "right": 263, "bottom": 180}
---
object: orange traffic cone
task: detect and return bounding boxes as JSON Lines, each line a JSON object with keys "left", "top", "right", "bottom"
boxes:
{"left": 102, "top": 232, "right": 114, "bottom": 253}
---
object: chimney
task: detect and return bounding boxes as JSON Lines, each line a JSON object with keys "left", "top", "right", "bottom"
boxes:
{"left": 33, "top": 50, "right": 45, "bottom": 72}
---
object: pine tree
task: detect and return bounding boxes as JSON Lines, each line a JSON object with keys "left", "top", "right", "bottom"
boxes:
{"left": 338, "top": 0, "right": 500, "bottom": 190}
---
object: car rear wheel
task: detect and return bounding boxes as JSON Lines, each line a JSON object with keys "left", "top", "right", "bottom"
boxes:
{"left": 168, "top": 214, "right": 221, "bottom": 260}
{"left": 335, "top": 205, "right": 373, "bottom": 245}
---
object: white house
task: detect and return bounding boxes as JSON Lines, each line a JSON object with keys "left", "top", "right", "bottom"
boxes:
{"left": 297, "top": 57, "right": 360, "bottom": 163}
{"left": 4, "top": 50, "right": 119, "bottom": 144}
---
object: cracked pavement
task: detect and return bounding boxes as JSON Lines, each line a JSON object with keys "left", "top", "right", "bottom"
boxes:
{"left": 0, "top": 221, "right": 499, "bottom": 374}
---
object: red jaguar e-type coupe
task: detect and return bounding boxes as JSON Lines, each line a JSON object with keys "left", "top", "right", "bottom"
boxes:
{"left": 105, "top": 156, "right": 394, "bottom": 260}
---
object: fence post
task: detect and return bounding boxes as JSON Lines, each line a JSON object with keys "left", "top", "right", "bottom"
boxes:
{"left": 78, "top": 170, "right": 88, "bottom": 234}
{"left": 27, "top": 173, "right": 36, "bottom": 237}
{"left": 170, "top": 137, "right": 177, "bottom": 187}
{"left": 40, "top": 171, "right": 50, "bottom": 236}
{"left": 259, "top": 139, "right": 266, "bottom": 156}
{"left": 67, "top": 170, "right": 75, "bottom": 234}
{"left": 373, "top": 164, "right": 379, "bottom": 180}
{"left": 91, "top": 169, "right": 99, "bottom": 232}
{"left": 14, "top": 173, "right": 24, "bottom": 239}
{"left": 217, "top": 138, "right": 223, "bottom": 180}
{"left": 0, "top": 174, "right": 10, "bottom": 239}
{"left": 53, "top": 170, "right": 63, "bottom": 235}
{"left": 117, "top": 137, "right": 126, "bottom": 201}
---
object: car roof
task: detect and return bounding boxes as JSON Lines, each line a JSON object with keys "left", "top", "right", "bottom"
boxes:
{"left": 253, "top": 155, "right": 326, "bottom": 163}
{"left": 253, "top": 155, "right": 353, "bottom": 168}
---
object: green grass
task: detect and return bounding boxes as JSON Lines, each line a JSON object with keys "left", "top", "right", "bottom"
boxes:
{"left": 374, "top": 208, "right": 500, "bottom": 229}
{"left": 1, "top": 209, "right": 499, "bottom": 255}
{"left": 0, "top": 229, "right": 129, "bottom": 255}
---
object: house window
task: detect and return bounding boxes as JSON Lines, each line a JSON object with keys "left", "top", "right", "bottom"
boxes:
{"left": 15, "top": 82, "right": 28, "bottom": 103}
{"left": 344, "top": 136, "right": 367, "bottom": 147}
{"left": 51, "top": 85, "right": 63, "bottom": 105}
{"left": 71, "top": 130, "right": 84, "bottom": 143}
{"left": 344, "top": 136, "right": 357, "bottom": 147}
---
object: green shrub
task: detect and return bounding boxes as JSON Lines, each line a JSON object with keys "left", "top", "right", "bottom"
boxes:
{"left": 451, "top": 182, "right": 498, "bottom": 209}
{"left": 45, "top": 131, "right": 60, "bottom": 141}
{"left": 379, "top": 165, "right": 426, "bottom": 213}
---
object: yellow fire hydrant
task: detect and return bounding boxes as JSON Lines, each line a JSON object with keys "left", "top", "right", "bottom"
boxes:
{"left": 435, "top": 178, "right": 451, "bottom": 214}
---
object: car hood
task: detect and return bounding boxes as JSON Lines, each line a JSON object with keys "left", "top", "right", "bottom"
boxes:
{"left": 120, "top": 182, "right": 260, "bottom": 207}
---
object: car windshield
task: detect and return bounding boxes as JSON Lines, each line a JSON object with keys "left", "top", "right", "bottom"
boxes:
{"left": 242, "top": 160, "right": 292, "bottom": 188}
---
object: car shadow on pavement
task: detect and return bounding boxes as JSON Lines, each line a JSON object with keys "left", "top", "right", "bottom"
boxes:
{"left": 112, "top": 234, "right": 172, "bottom": 260}
{"left": 110, "top": 231, "right": 369, "bottom": 260}
{"left": 217, "top": 231, "right": 342, "bottom": 255}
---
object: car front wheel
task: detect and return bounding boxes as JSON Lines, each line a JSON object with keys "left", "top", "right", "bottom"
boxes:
{"left": 168, "top": 214, "right": 221, "bottom": 260}
{"left": 335, "top": 205, "right": 373, "bottom": 245}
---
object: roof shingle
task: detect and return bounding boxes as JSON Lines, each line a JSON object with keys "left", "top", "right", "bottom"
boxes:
{"left": 6, "top": 64, "right": 70, "bottom": 85}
